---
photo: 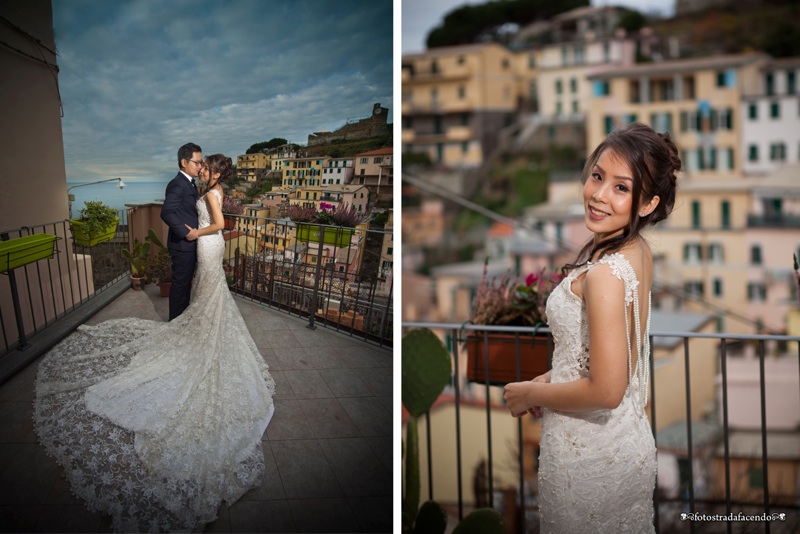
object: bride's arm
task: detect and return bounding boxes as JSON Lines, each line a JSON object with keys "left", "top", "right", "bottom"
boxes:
{"left": 193, "top": 191, "right": 225, "bottom": 237}
{"left": 503, "top": 263, "right": 631, "bottom": 415}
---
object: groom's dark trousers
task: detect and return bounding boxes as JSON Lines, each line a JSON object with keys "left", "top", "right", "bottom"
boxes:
{"left": 160, "top": 173, "right": 199, "bottom": 321}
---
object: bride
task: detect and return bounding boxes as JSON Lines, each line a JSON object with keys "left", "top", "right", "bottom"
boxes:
{"left": 34, "top": 154, "right": 275, "bottom": 532}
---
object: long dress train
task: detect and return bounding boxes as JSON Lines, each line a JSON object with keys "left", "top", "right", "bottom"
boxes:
{"left": 33, "top": 189, "right": 275, "bottom": 532}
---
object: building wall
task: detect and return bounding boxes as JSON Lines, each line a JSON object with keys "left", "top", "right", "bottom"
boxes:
{"left": 236, "top": 153, "right": 270, "bottom": 182}
{"left": 402, "top": 43, "right": 519, "bottom": 168}
{"left": 741, "top": 59, "right": 800, "bottom": 175}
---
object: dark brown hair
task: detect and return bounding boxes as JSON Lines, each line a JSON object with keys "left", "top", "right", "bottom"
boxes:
{"left": 564, "top": 122, "right": 680, "bottom": 274}
{"left": 203, "top": 154, "right": 233, "bottom": 195}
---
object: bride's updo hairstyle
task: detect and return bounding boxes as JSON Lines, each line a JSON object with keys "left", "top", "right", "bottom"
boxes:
{"left": 204, "top": 154, "right": 234, "bottom": 195}
{"left": 564, "top": 122, "right": 680, "bottom": 274}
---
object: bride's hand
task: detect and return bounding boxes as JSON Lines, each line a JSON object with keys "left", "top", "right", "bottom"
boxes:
{"left": 185, "top": 225, "right": 199, "bottom": 241}
{"left": 504, "top": 381, "right": 535, "bottom": 418}
{"left": 526, "top": 371, "right": 551, "bottom": 417}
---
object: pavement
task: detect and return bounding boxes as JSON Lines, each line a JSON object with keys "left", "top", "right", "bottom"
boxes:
{"left": 0, "top": 283, "right": 394, "bottom": 533}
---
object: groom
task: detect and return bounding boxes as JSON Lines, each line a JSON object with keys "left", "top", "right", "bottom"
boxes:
{"left": 161, "top": 142, "right": 202, "bottom": 320}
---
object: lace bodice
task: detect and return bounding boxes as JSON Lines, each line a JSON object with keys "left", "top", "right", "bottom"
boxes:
{"left": 545, "top": 252, "right": 651, "bottom": 413}
{"left": 197, "top": 188, "right": 220, "bottom": 229}
{"left": 537, "top": 252, "right": 656, "bottom": 533}
{"left": 33, "top": 184, "right": 276, "bottom": 532}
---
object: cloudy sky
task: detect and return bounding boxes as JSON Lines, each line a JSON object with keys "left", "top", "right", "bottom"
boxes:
{"left": 53, "top": 0, "right": 393, "bottom": 182}
{"left": 402, "top": 0, "right": 676, "bottom": 54}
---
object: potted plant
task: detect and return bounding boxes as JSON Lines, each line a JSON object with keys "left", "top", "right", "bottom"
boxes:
{"left": 146, "top": 229, "right": 172, "bottom": 297}
{"left": 287, "top": 202, "right": 364, "bottom": 247}
{"left": 69, "top": 200, "right": 119, "bottom": 247}
{"left": 465, "top": 259, "right": 562, "bottom": 385}
{"left": 221, "top": 199, "right": 245, "bottom": 231}
{"left": 0, "top": 233, "right": 58, "bottom": 273}
{"left": 121, "top": 238, "right": 150, "bottom": 290}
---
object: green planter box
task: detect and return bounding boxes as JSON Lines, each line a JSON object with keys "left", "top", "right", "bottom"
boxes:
{"left": 70, "top": 217, "right": 120, "bottom": 247}
{"left": 0, "top": 234, "right": 57, "bottom": 273}
{"left": 296, "top": 224, "right": 353, "bottom": 247}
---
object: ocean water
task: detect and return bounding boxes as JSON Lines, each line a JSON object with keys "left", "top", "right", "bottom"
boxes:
{"left": 67, "top": 180, "right": 169, "bottom": 220}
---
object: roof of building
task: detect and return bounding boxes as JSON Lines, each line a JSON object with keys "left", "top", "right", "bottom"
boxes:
{"left": 402, "top": 41, "right": 508, "bottom": 60}
{"left": 650, "top": 310, "right": 715, "bottom": 349}
{"left": 717, "top": 430, "right": 800, "bottom": 460}
{"left": 524, "top": 200, "right": 586, "bottom": 221}
{"left": 588, "top": 52, "right": 769, "bottom": 79}
{"left": 752, "top": 163, "right": 800, "bottom": 195}
{"left": 656, "top": 418, "right": 723, "bottom": 454}
{"left": 354, "top": 147, "right": 393, "bottom": 157}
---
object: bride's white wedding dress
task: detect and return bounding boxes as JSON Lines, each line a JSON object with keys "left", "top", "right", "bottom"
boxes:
{"left": 538, "top": 252, "right": 656, "bottom": 533}
{"left": 34, "top": 189, "right": 275, "bottom": 532}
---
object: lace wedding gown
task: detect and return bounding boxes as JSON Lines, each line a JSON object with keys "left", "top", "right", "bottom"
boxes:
{"left": 34, "top": 189, "right": 276, "bottom": 532}
{"left": 538, "top": 253, "right": 656, "bottom": 533}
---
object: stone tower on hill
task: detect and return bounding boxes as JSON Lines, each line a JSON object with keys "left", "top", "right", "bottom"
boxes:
{"left": 307, "top": 103, "right": 390, "bottom": 146}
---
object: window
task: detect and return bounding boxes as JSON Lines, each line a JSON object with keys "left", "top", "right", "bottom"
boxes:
{"left": 574, "top": 45, "right": 584, "bottom": 64}
{"left": 458, "top": 85, "right": 465, "bottom": 99}
{"left": 387, "top": 247, "right": 393, "bottom": 255}
{"left": 555, "top": 79, "right": 562, "bottom": 95}
{"left": 373, "top": 157, "right": 383, "bottom": 164}
{"left": 713, "top": 278, "right": 723, "bottom": 297}
{"left": 749, "top": 145, "right": 759, "bottom": 162}
{"left": 572, "top": 100, "right": 578, "bottom": 113}
{"left": 528, "top": 53, "right": 535, "bottom": 69}
{"left": 501, "top": 58, "right": 509, "bottom": 69}
{"left": 770, "top": 102, "right": 780, "bottom": 118}
{"left": 751, "top": 245, "right": 762, "bottom": 265}
{"left": 691, "top": 201, "right": 701, "bottom": 229}
{"left": 684, "top": 281, "right": 705, "bottom": 297}
{"left": 747, "top": 283, "right": 767, "bottom": 302}
{"left": 720, "top": 200, "right": 731, "bottom": 229}
{"left": 556, "top": 102, "right": 562, "bottom": 116}
{"left": 461, "top": 113, "right": 469, "bottom": 126}
{"left": 766, "top": 73, "right": 774, "bottom": 95}
{"left": 570, "top": 78, "right": 577, "bottom": 93}
{"left": 770, "top": 143, "right": 786, "bottom": 161}
{"left": 683, "top": 243, "right": 703, "bottom": 263}
{"left": 708, "top": 243, "right": 724, "bottom": 263}
{"left": 593, "top": 81, "right": 610, "bottom": 96}
{"left": 716, "top": 69, "right": 735, "bottom": 87}
{"left": 462, "top": 142, "right": 468, "bottom": 154}
{"left": 360, "top": 158, "right": 368, "bottom": 164}
{"left": 604, "top": 115, "right": 614, "bottom": 134}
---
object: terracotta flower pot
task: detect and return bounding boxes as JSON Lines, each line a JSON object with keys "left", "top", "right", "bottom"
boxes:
{"left": 465, "top": 332, "right": 552, "bottom": 385}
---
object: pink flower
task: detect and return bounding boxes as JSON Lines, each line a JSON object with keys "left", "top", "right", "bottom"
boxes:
{"left": 525, "top": 273, "right": 538, "bottom": 287}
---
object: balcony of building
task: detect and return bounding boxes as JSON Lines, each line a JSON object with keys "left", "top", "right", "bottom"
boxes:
{"left": 401, "top": 322, "right": 800, "bottom": 534}
{"left": 0, "top": 208, "right": 393, "bottom": 532}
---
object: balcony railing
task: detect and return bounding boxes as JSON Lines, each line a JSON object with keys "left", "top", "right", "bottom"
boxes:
{"left": 0, "top": 211, "right": 131, "bottom": 358}
{"left": 401, "top": 322, "right": 800, "bottom": 533}
{"left": 222, "top": 214, "right": 392, "bottom": 348}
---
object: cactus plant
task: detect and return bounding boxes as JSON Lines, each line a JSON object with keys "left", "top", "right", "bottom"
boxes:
{"left": 402, "top": 328, "right": 505, "bottom": 533}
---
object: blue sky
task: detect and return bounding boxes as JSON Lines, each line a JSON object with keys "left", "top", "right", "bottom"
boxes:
{"left": 53, "top": 0, "right": 393, "bottom": 182}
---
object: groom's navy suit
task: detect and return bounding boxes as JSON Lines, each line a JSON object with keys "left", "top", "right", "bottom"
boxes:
{"left": 160, "top": 172, "right": 199, "bottom": 320}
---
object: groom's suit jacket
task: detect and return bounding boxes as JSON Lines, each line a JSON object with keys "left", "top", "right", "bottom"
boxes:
{"left": 160, "top": 172, "right": 199, "bottom": 252}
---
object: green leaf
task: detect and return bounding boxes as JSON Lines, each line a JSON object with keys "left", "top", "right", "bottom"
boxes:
{"left": 401, "top": 329, "right": 451, "bottom": 418}
{"left": 452, "top": 508, "right": 504, "bottom": 534}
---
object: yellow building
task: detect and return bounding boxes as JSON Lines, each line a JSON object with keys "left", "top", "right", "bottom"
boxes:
{"left": 260, "top": 220, "right": 296, "bottom": 256}
{"left": 402, "top": 42, "right": 519, "bottom": 168}
{"left": 586, "top": 53, "right": 768, "bottom": 180}
{"left": 236, "top": 153, "right": 270, "bottom": 182}
{"left": 280, "top": 156, "right": 330, "bottom": 189}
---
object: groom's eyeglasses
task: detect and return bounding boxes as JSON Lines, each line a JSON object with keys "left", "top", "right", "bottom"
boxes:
{"left": 189, "top": 159, "right": 203, "bottom": 166}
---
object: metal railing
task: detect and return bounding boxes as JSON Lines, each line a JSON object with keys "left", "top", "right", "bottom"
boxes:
{"left": 0, "top": 211, "right": 130, "bottom": 357}
{"left": 221, "top": 214, "right": 393, "bottom": 349}
{"left": 401, "top": 322, "right": 800, "bottom": 534}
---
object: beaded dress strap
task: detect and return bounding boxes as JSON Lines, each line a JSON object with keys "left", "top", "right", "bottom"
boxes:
{"left": 591, "top": 253, "right": 651, "bottom": 414}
